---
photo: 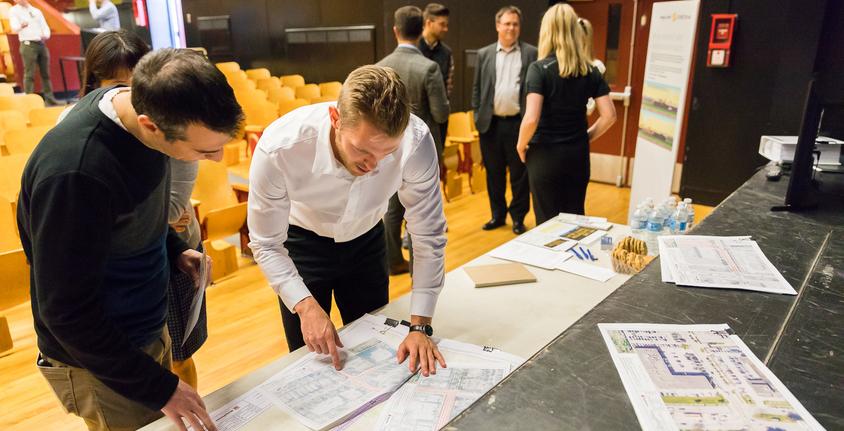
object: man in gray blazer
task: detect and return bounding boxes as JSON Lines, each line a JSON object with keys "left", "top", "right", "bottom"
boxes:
{"left": 472, "top": 5, "right": 537, "bottom": 235}
{"left": 378, "top": 5, "right": 449, "bottom": 275}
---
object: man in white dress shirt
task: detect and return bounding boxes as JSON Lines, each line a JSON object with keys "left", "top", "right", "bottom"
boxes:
{"left": 249, "top": 65, "right": 447, "bottom": 376}
{"left": 9, "top": 0, "right": 60, "bottom": 105}
{"left": 89, "top": 0, "right": 120, "bottom": 30}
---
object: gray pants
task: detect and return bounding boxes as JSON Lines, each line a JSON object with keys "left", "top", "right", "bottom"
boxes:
{"left": 20, "top": 41, "right": 55, "bottom": 100}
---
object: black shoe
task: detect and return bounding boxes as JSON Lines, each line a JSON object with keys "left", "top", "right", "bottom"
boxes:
{"left": 389, "top": 260, "right": 410, "bottom": 275}
{"left": 45, "top": 98, "right": 64, "bottom": 107}
{"left": 482, "top": 218, "right": 506, "bottom": 231}
{"left": 512, "top": 221, "right": 527, "bottom": 234}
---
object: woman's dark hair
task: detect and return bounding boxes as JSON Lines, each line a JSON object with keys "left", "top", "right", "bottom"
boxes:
{"left": 80, "top": 29, "right": 151, "bottom": 96}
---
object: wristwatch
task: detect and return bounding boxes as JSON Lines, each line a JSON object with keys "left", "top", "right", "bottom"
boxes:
{"left": 409, "top": 324, "right": 434, "bottom": 337}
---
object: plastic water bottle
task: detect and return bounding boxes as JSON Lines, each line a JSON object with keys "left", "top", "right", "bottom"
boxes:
{"left": 670, "top": 202, "right": 689, "bottom": 234}
{"left": 647, "top": 208, "right": 665, "bottom": 234}
{"left": 645, "top": 208, "right": 665, "bottom": 254}
{"left": 630, "top": 204, "right": 648, "bottom": 237}
{"left": 683, "top": 198, "right": 695, "bottom": 229}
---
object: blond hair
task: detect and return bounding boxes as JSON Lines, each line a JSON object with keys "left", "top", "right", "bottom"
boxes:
{"left": 337, "top": 65, "right": 410, "bottom": 137}
{"left": 538, "top": 3, "right": 590, "bottom": 78}
{"left": 578, "top": 18, "right": 595, "bottom": 61}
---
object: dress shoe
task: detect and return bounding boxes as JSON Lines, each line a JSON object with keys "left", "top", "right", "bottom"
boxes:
{"left": 389, "top": 260, "right": 410, "bottom": 275}
{"left": 482, "top": 218, "right": 506, "bottom": 230}
{"left": 512, "top": 221, "right": 527, "bottom": 234}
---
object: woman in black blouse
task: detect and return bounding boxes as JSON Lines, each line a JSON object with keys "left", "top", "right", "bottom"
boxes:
{"left": 516, "top": 3, "right": 616, "bottom": 224}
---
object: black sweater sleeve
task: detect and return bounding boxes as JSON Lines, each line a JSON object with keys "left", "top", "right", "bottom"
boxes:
{"left": 167, "top": 226, "right": 191, "bottom": 263}
{"left": 29, "top": 173, "right": 179, "bottom": 410}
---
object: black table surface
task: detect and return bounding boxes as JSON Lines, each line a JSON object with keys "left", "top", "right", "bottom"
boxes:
{"left": 446, "top": 169, "right": 844, "bottom": 430}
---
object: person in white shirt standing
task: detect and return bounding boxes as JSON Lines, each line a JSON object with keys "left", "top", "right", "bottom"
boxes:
{"left": 249, "top": 65, "right": 448, "bottom": 377}
{"left": 9, "top": 0, "right": 60, "bottom": 105}
{"left": 89, "top": 0, "right": 120, "bottom": 30}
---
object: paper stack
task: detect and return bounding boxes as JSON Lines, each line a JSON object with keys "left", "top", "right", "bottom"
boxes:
{"left": 658, "top": 235, "right": 796, "bottom": 295}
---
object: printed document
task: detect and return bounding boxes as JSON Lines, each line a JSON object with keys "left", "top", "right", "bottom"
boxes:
{"left": 183, "top": 248, "right": 209, "bottom": 345}
{"left": 599, "top": 323, "right": 823, "bottom": 431}
{"left": 658, "top": 236, "right": 795, "bottom": 295}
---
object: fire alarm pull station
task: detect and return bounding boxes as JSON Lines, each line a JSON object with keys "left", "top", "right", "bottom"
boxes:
{"left": 707, "top": 14, "right": 737, "bottom": 67}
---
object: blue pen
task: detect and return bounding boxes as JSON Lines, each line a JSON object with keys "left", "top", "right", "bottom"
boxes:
{"left": 586, "top": 249, "right": 597, "bottom": 261}
{"left": 570, "top": 248, "right": 583, "bottom": 260}
{"left": 578, "top": 247, "right": 588, "bottom": 259}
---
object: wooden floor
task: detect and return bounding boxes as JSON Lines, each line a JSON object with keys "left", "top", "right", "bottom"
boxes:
{"left": 0, "top": 181, "right": 712, "bottom": 430}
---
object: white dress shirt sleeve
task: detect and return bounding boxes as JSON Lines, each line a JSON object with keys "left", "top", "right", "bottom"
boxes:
{"left": 8, "top": 8, "right": 21, "bottom": 33}
{"left": 398, "top": 128, "right": 447, "bottom": 318}
{"left": 39, "top": 10, "right": 50, "bottom": 40}
{"left": 247, "top": 147, "right": 312, "bottom": 312}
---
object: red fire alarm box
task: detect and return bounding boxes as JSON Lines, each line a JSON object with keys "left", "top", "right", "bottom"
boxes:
{"left": 707, "top": 14, "right": 737, "bottom": 67}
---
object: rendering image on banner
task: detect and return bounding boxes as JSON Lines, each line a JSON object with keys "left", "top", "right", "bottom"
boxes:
{"left": 638, "top": 108, "right": 677, "bottom": 150}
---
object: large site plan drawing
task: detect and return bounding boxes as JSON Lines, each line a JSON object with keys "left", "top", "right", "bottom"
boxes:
{"left": 373, "top": 364, "right": 512, "bottom": 431}
{"left": 259, "top": 337, "right": 413, "bottom": 430}
{"left": 599, "top": 323, "right": 824, "bottom": 430}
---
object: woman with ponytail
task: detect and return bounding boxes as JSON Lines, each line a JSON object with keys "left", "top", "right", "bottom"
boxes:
{"left": 516, "top": 3, "right": 616, "bottom": 224}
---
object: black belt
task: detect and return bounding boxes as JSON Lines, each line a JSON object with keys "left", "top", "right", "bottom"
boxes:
{"left": 493, "top": 114, "right": 520, "bottom": 120}
{"left": 22, "top": 40, "right": 44, "bottom": 45}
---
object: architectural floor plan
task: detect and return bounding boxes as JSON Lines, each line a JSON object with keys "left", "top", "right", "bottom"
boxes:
{"left": 599, "top": 323, "right": 823, "bottom": 430}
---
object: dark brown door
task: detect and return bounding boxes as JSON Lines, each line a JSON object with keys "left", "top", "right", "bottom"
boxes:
{"left": 573, "top": 0, "right": 693, "bottom": 186}
{"left": 571, "top": 1, "right": 634, "bottom": 185}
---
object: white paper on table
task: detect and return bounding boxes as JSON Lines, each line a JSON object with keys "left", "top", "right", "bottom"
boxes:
{"left": 534, "top": 219, "right": 579, "bottom": 237}
{"left": 578, "top": 230, "right": 606, "bottom": 245}
{"left": 659, "top": 236, "right": 752, "bottom": 283}
{"left": 657, "top": 235, "right": 794, "bottom": 295}
{"left": 657, "top": 239, "right": 674, "bottom": 283}
{"left": 202, "top": 390, "right": 271, "bottom": 431}
{"left": 183, "top": 248, "right": 208, "bottom": 345}
{"left": 598, "top": 323, "right": 825, "bottom": 431}
{"left": 373, "top": 363, "right": 512, "bottom": 431}
{"left": 556, "top": 259, "right": 616, "bottom": 282}
{"left": 371, "top": 339, "right": 524, "bottom": 431}
{"left": 515, "top": 229, "right": 578, "bottom": 251}
{"left": 256, "top": 315, "right": 416, "bottom": 430}
{"left": 556, "top": 213, "right": 613, "bottom": 230}
{"left": 488, "top": 241, "right": 572, "bottom": 270}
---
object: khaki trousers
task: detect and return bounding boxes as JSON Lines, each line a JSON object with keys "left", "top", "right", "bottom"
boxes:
{"left": 19, "top": 40, "right": 55, "bottom": 99}
{"left": 38, "top": 329, "right": 172, "bottom": 431}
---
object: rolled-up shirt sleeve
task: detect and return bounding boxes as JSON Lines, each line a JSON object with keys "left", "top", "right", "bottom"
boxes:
{"left": 247, "top": 147, "right": 311, "bottom": 312}
{"left": 398, "top": 129, "right": 447, "bottom": 318}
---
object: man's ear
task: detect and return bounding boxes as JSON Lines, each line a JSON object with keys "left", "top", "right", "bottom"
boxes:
{"left": 328, "top": 105, "right": 341, "bottom": 130}
{"left": 136, "top": 114, "right": 159, "bottom": 134}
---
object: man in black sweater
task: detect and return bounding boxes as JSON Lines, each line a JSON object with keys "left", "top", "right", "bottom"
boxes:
{"left": 17, "top": 49, "right": 243, "bottom": 431}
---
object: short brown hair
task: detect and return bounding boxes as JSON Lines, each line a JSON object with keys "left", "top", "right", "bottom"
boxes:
{"left": 394, "top": 6, "right": 423, "bottom": 40}
{"left": 337, "top": 65, "right": 410, "bottom": 137}
{"left": 131, "top": 49, "right": 244, "bottom": 141}
{"left": 423, "top": 3, "right": 449, "bottom": 22}
{"left": 496, "top": 5, "right": 522, "bottom": 23}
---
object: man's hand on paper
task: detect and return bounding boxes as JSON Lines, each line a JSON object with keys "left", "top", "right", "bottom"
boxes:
{"left": 161, "top": 380, "right": 217, "bottom": 431}
{"left": 398, "top": 330, "right": 447, "bottom": 377}
{"left": 295, "top": 297, "right": 345, "bottom": 370}
{"left": 176, "top": 249, "right": 212, "bottom": 290}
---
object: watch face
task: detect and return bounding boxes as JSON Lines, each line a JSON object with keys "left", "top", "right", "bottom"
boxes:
{"left": 424, "top": 325, "right": 433, "bottom": 336}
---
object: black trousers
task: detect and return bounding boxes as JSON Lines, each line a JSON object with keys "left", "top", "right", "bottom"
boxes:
{"left": 278, "top": 222, "right": 389, "bottom": 351}
{"left": 479, "top": 116, "right": 530, "bottom": 223}
{"left": 384, "top": 193, "right": 412, "bottom": 267}
{"left": 526, "top": 141, "right": 590, "bottom": 225}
